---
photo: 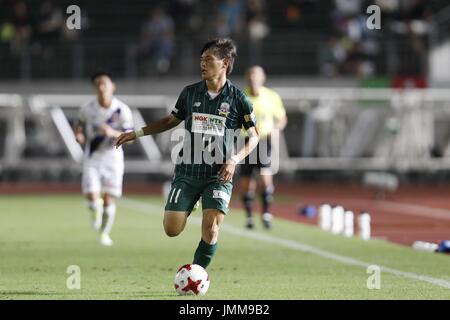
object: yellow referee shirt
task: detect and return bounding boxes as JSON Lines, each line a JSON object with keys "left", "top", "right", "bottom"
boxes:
{"left": 243, "top": 86, "right": 286, "bottom": 138}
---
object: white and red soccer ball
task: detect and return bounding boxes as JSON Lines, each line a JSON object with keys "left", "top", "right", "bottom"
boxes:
{"left": 174, "top": 264, "right": 210, "bottom": 295}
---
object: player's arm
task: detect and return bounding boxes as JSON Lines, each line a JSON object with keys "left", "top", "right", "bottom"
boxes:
{"left": 73, "top": 122, "right": 85, "bottom": 145}
{"left": 275, "top": 115, "right": 287, "bottom": 131}
{"left": 273, "top": 92, "right": 287, "bottom": 131}
{"left": 218, "top": 93, "right": 260, "bottom": 182}
{"left": 219, "top": 126, "right": 259, "bottom": 182}
{"left": 74, "top": 105, "right": 88, "bottom": 145}
{"left": 115, "top": 114, "right": 182, "bottom": 148}
{"left": 98, "top": 124, "right": 124, "bottom": 139}
{"left": 233, "top": 126, "right": 260, "bottom": 162}
{"left": 218, "top": 126, "right": 259, "bottom": 183}
{"left": 116, "top": 87, "right": 188, "bottom": 148}
{"left": 108, "top": 105, "right": 137, "bottom": 144}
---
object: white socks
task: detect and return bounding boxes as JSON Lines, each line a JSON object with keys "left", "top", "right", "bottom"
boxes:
{"left": 101, "top": 203, "right": 116, "bottom": 235}
{"left": 87, "top": 199, "right": 103, "bottom": 230}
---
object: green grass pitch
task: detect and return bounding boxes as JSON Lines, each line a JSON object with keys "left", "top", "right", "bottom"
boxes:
{"left": 1, "top": 194, "right": 450, "bottom": 300}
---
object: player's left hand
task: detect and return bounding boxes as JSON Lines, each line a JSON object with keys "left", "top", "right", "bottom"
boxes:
{"left": 218, "top": 160, "right": 236, "bottom": 183}
{"left": 115, "top": 131, "right": 136, "bottom": 148}
{"left": 99, "top": 124, "right": 116, "bottom": 137}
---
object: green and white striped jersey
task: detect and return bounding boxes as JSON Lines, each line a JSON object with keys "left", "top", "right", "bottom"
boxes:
{"left": 171, "top": 79, "right": 256, "bottom": 178}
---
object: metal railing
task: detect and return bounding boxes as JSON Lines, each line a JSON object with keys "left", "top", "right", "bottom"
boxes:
{"left": 2, "top": 88, "right": 450, "bottom": 178}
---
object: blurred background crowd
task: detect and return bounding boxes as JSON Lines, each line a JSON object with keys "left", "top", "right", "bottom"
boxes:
{"left": 0, "top": 0, "right": 447, "bottom": 80}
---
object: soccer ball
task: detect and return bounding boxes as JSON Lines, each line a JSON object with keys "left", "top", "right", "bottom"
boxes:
{"left": 174, "top": 264, "right": 210, "bottom": 295}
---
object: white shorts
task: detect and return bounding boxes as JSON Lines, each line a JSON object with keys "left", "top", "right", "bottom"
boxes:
{"left": 82, "top": 161, "right": 124, "bottom": 198}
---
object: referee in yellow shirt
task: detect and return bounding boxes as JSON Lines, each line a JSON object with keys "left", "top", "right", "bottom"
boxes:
{"left": 240, "top": 65, "right": 287, "bottom": 229}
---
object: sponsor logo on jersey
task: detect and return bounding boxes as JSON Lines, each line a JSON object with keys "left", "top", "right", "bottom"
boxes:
{"left": 193, "top": 102, "right": 201, "bottom": 107}
{"left": 192, "top": 112, "right": 226, "bottom": 136}
{"left": 218, "top": 102, "right": 230, "bottom": 117}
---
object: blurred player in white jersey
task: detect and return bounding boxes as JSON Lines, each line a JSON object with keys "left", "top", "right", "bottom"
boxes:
{"left": 73, "top": 72, "right": 134, "bottom": 246}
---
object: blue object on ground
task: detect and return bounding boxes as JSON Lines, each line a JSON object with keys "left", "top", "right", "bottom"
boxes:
{"left": 438, "top": 240, "right": 450, "bottom": 253}
{"left": 299, "top": 205, "right": 316, "bottom": 218}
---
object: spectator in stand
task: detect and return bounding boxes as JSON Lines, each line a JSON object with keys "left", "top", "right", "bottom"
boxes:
{"left": 0, "top": 0, "right": 16, "bottom": 46}
{"left": 319, "top": 37, "right": 347, "bottom": 76}
{"left": 396, "top": 0, "right": 432, "bottom": 74}
{"left": 245, "top": 0, "right": 269, "bottom": 64}
{"left": 9, "top": 0, "right": 33, "bottom": 54}
{"left": 34, "top": 1, "right": 64, "bottom": 59}
{"left": 170, "top": 0, "right": 201, "bottom": 32}
{"left": 246, "top": 0, "right": 269, "bottom": 42}
{"left": 215, "top": 13, "right": 232, "bottom": 37}
{"left": 285, "top": 0, "right": 302, "bottom": 25}
{"left": 328, "top": 0, "right": 381, "bottom": 77}
{"left": 137, "top": 6, "right": 175, "bottom": 75}
{"left": 217, "top": 0, "right": 245, "bottom": 37}
{"left": 334, "top": 0, "right": 362, "bottom": 18}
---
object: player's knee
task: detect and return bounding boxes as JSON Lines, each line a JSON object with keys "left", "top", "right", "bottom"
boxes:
{"left": 263, "top": 185, "right": 274, "bottom": 194}
{"left": 163, "top": 221, "right": 184, "bottom": 237}
{"left": 87, "top": 198, "right": 101, "bottom": 211}
{"left": 262, "top": 186, "right": 274, "bottom": 201}
{"left": 242, "top": 192, "right": 254, "bottom": 203}
{"left": 103, "top": 195, "right": 115, "bottom": 207}
{"left": 164, "top": 225, "right": 182, "bottom": 237}
{"left": 165, "top": 230, "right": 181, "bottom": 237}
{"left": 163, "top": 211, "right": 187, "bottom": 237}
{"left": 86, "top": 193, "right": 97, "bottom": 202}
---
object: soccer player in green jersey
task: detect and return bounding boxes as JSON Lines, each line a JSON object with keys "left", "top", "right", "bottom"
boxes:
{"left": 115, "top": 38, "right": 259, "bottom": 269}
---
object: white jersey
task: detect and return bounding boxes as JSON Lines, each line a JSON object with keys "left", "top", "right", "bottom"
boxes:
{"left": 78, "top": 97, "right": 134, "bottom": 163}
{"left": 78, "top": 97, "right": 134, "bottom": 197}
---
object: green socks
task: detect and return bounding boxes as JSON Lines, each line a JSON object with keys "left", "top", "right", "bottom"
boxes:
{"left": 193, "top": 239, "right": 217, "bottom": 269}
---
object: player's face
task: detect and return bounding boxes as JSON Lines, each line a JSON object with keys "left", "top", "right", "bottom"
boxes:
{"left": 94, "top": 76, "right": 115, "bottom": 98}
{"left": 200, "top": 49, "right": 227, "bottom": 80}
{"left": 246, "top": 67, "right": 266, "bottom": 88}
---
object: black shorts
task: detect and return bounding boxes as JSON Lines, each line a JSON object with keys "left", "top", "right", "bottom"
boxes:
{"left": 240, "top": 136, "right": 272, "bottom": 177}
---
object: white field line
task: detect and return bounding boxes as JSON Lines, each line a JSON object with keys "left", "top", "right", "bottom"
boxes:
{"left": 120, "top": 197, "right": 450, "bottom": 290}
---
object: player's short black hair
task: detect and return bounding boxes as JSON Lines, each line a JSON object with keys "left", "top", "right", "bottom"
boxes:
{"left": 200, "top": 38, "right": 237, "bottom": 75}
{"left": 90, "top": 71, "right": 113, "bottom": 84}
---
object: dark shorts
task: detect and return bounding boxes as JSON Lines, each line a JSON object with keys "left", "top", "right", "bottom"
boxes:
{"left": 240, "top": 136, "right": 272, "bottom": 177}
{"left": 164, "top": 175, "right": 233, "bottom": 215}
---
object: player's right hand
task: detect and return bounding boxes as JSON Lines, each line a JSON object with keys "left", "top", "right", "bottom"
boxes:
{"left": 115, "top": 131, "right": 136, "bottom": 148}
{"left": 75, "top": 133, "right": 85, "bottom": 145}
